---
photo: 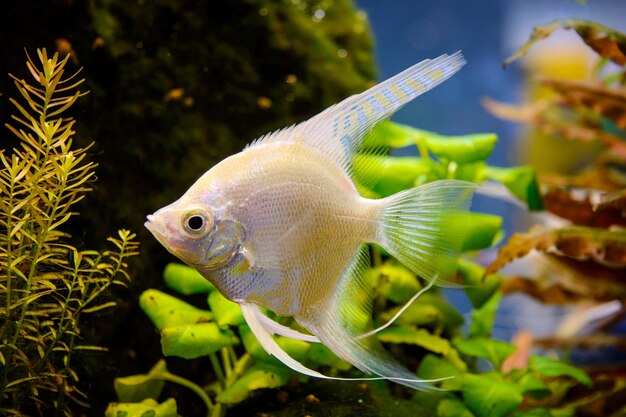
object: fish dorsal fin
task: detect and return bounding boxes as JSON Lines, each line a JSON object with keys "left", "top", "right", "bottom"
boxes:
{"left": 247, "top": 52, "right": 466, "bottom": 179}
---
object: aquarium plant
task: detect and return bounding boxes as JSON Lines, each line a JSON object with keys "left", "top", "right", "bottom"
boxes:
{"left": 0, "top": 50, "right": 139, "bottom": 416}
{"left": 481, "top": 19, "right": 626, "bottom": 416}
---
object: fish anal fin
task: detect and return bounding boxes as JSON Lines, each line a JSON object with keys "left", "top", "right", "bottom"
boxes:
{"left": 297, "top": 246, "right": 446, "bottom": 391}
{"left": 240, "top": 302, "right": 449, "bottom": 387}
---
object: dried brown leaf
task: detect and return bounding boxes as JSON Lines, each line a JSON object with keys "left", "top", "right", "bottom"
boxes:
{"left": 599, "top": 189, "right": 626, "bottom": 213}
{"left": 504, "top": 19, "right": 626, "bottom": 67}
{"left": 483, "top": 97, "right": 626, "bottom": 159}
{"left": 542, "top": 185, "right": 626, "bottom": 227}
{"left": 539, "top": 78, "right": 626, "bottom": 130}
{"left": 501, "top": 276, "right": 587, "bottom": 304}
{"left": 486, "top": 226, "right": 626, "bottom": 275}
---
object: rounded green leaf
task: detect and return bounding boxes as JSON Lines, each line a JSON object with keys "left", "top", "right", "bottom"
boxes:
{"left": 355, "top": 155, "right": 438, "bottom": 197}
{"left": 163, "top": 263, "right": 214, "bottom": 295}
{"left": 462, "top": 373, "right": 523, "bottom": 417}
{"left": 416, "top": 354, "right": 464, "bottom": 390}
{"left": 438, "top": 397, "right": 476, "bottom": 417}
{"left": 114, "top": 360, "right": 168, "bottom": 403}
{"left": 370, "top": 121, "right": 498, "bottom": 164}
{"left": 529, "top": 355, "right": 592, "bottom": 387}
{"left": 306, "top": 343, "right": 352, "bottom": 371}
{"left": 216, "top": 363, "right": 291, "bottom": 404}
{"left": 239, "top": 324, "right": 311, "bottom": 367}
{"left": 454, "top": 337, "right": 515, "bottom": 369}
{"left": 450, "top": 213, "right": 503, "bottom": 252}
{"left": 161, "top": 323, "right": 237, "bottom": 359}
{"left": 456, "top": 259, "right": 502, "bottom": 308}
{"left": 425, "top": 133, "right": 497, "bottom": 164}
{"left": 379, "top": 325, "right": 467, "bottom": 371}
{"left": 105, "top": 398, "right": 178, "bottom": 417}
{"left": 482, "top": 166, "right": 543, "bottom": 210}
{"left": 469, "top": 290, "right": 502, "bottom": 338}
{"left": 207, "top": 291, "right": 245, "bottom": 327}
{"left": 373, "top": 263, "right": 422, "bottom": 303}
{"left": 140, "top": 289, "right": 212, "bottom": 331}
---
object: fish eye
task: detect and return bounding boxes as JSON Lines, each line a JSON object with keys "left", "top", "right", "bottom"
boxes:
{"left": 182, "top": 207, "right": 213, "bottom": 238}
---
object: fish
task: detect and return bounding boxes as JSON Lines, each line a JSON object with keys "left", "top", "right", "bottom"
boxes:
{"left": 145, "top": 52, "right": 475, "bottom": 390}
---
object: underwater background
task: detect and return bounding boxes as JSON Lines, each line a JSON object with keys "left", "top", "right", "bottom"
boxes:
{"left": 1, "top": 0, "right": 625, "bottom": 416}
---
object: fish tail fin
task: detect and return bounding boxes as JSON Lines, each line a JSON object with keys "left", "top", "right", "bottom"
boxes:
{"left": 377, "top": 179, "right": 476, "bottom": 285}
{"left": 297, "top": 245, "right": 447, "bottom": 391}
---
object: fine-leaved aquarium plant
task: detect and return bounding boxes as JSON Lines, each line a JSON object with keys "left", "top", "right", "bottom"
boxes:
{"left": 0, "top": 49, "right": 139, "bottom": 416}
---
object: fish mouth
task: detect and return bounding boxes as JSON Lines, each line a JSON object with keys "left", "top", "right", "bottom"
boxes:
{"left": 145, "top": 215, "right": 170, "bottom": 248}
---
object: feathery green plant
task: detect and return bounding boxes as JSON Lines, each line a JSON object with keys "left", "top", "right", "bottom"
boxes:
{"left": 0, "top": 49, "right": 139, "bottom": 416}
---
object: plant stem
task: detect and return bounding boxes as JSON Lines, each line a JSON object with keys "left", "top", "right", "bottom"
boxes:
{"left": 209, "top": 352, "right": 226, "bottom": 390}
{"left": 220, "top": 348, "right": 232, "bottom": 380}
{"left": 157, "top": 371, "right": 215, "bottom": 417}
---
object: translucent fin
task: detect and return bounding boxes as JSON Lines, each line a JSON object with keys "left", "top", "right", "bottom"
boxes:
{"left": 358, "top": 279, "right": 435, "bottom": 340}
{"left": 477, "top": 181, "right": 526, "bottom": 208}
{"left": 256, "top": 311, "right": 320, "bottom": 343}
{"left": 296, "top": 246, "right": 447, "bottom": 391}
{"left": 240, "top": 302, "right": 447, "bottom": 385}
{"left": 248, "top": 52, "right": 466, "bottom": 179}
{"left": 378, "top": 179, "right": 476, "bottom": 285}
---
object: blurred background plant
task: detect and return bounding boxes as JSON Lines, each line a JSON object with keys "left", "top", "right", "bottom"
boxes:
{"left": 481, "top": 19, "right": 626, "bottom": 416}
{"left": 0, "top": 49, "right": 139, "bottom": 416}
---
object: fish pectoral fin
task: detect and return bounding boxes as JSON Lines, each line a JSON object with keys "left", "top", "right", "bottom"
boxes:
{"left": 240, "top": 302, "right": 432, "bottom": 383}
{"left": 255, "top": 307, "right": 320, "bottom": 343}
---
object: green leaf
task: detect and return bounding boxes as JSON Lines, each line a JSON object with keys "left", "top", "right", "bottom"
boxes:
{"left": 114, "top": 360, "right": 167, "bottom": 403}
{"left": 417, "top": 354, "right": 463, "bottom": 382}
{"left": 373, "top": 262, "right": 422, "bottom": 303}
{"left": 378, "top": 325, "right": 453, "bottom": 356}
{"left": 239, "top": 324, "right": 310, "bottom": 367}
{"left": 163, "top": 263, "right": 214, "bottom": 295}
{"left": 482, "top": 166, "right": 543, "bottom": 210}
{"left": 207, "top": 291, "right": 245, "bottom": 327}
{"left": 306, "top": 343, "right": 352, "bottom": 371}
{"left": 454, "top": 338, "right": 516, "bottom": 369}
{"left": 139, "top": 289, "right": 212, "bottom": 331}
{"left": 529, "top": 355, "right": 592, "bottom": 387}
{"left": 216, "top": 362, "right": 291, "bottom": 404}
{"left": 511, "top": 408, "right": 552, "bottom": 417}
{"left": 468, "top": 290, "right": 502, "bottom": 338}
{"left": 161, "top": 323, "right": 237, "bottom": 359}
{"left": 451, "top": 213, "right": 503, "bottom": 252}
{"left": 513, "top": 371, "right": 550, "bottom": 397}
{"left": 355, "top": 154, "right": 438, "bottom": 196}
{"left": 425, "top": 133, "right": 498, "bottom": 164}
{"left": 462, "top": 373, "right": 523, "bottom": 417}
{"left": 438, "top": 397, "right": 476, "bottom": 417}
{"left": 456, "top": 259, "right": 502, "bottom": 309}
{"left": 105, "top": 398, "right": 179, "bottom": 417}
{"left": 372, "top": 121, "right": 498, "bottom": 164}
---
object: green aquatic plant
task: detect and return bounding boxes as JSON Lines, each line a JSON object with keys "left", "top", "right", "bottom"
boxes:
{"left": 0, "top": 49, "right": 139, "bottom": 415}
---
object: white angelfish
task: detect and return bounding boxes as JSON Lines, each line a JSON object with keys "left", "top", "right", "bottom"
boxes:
{"left": 145, "top": 52, "right": 475, "bottom": 390}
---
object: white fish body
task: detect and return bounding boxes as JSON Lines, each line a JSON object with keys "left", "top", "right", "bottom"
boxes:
{"left": 146, "top": 52, "right": 474, "bottom": 390}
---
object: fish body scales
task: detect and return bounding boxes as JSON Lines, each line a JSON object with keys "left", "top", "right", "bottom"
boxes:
{"left": 202, "top": 141, "right": 380, "bottom": 317}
